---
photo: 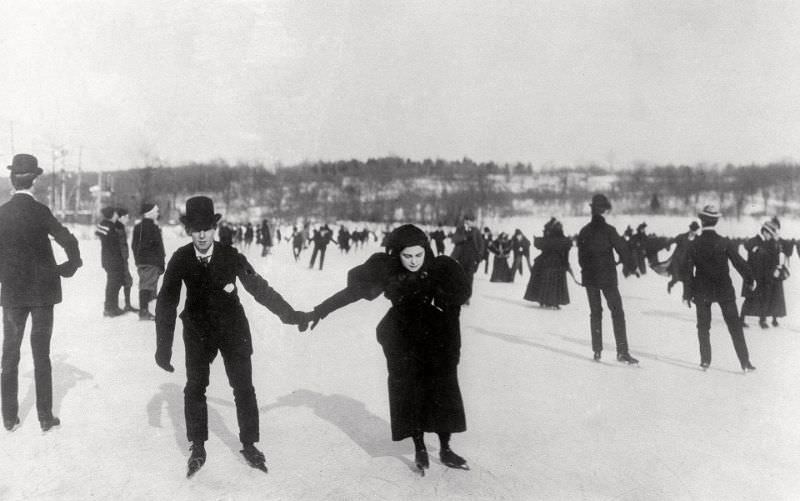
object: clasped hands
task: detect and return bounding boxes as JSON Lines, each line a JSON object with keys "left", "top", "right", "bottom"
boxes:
{"left": 285, "top": 310, "right": 322, "bottom": 333}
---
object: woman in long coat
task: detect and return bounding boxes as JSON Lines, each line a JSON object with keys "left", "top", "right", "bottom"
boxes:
{"left": 741, "top": 221, "right": 787, "bottom": 328}
{"left": 488, "top": 232, "right": 514, "bottom": 283}
{"left": 524, "top": 219, "right": 572, "bottom": 308}
{"left": 309, "top": 224, "right": 470, "bottom": 474}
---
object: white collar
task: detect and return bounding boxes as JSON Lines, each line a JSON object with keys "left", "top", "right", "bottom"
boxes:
{"left": 194, "top": 242, "right": 215, "bottom": 261}
{"left": 14, "top": 189, "right": 34, "bottom": 197}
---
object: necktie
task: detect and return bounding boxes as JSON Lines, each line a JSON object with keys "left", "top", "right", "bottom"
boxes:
{"left": 199, "top": 256, "right": 210, "bottom": 267}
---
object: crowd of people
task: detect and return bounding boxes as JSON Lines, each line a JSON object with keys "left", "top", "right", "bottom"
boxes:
{"left": 0, "top": 152, "right": 795, "bottom": 479}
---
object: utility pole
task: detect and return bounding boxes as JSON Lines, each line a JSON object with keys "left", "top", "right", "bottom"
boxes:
{"left": 75, "top": 146, "right": 82, "bottom": 218}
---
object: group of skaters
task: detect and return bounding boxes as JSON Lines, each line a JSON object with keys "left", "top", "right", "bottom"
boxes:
{"left": 0, "top": 152, "right": 793, "bottom": 480}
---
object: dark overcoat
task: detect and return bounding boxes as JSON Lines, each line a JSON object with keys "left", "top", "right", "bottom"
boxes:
{"left": 95, "top": 218, "right": 124, "bottom": 272}
{"left": 741, "top": 237, "right": 786, "bottom": 317}
{"left": 577, "top": 215, "right": 633, "bottom": 288}
{"left": 450, "top": 226, "right": 485, "bottom": 273}
{"left": 0, "top": 193, "right": 82, "bottom": 307}
{"left": 155, "top": 243, "right": 296, "bottom": 363}
{"left": 525, "top": 234, "right": 571, "bottom": 306}
{"left": 132, "top": 218, "right": 166, "bottom": 268}
{"left": 315, "top": 252, "right": 470, "bottom": 441}
{"left": 685, "top": 230, "right": 752, "bottom": 304}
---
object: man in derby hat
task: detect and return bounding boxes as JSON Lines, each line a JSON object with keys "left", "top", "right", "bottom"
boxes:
{"left": 577, "top": 194, "right": 639, "bottom": 364}
{"left": 155, "top": 195, "right": 310, "bottom": 477}
{"left": 0, "top": 154, "right": 83, "bottom": 432}
{"left": 683, "top": 204, "right": 756, "bottom": 372}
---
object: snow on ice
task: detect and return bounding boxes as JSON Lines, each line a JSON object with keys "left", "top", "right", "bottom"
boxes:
{"left": 1, "top": 215, "right": 799, "bottom": 500}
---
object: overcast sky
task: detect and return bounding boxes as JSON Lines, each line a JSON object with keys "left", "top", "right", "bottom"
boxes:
{"left": 1, "top": 0, "right": 798, "bottom": 171}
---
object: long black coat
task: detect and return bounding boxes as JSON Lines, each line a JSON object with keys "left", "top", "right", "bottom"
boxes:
{"left": 314, "top": 252, "right": 469, "bottom": 441}
{"left": 450, "top": 226, "right": 485, "bottom": 273}
{"left": 0, "top": 193, "right": 82, "bottom": 307}
{"left": 741, "top": 237, "right": 786, "bottom": 317}
{"left": 685, "top": 230, "right": 752, "bottom": 304}
{"left": 155, "top": 243, "right": 297, "bottom": 364}
{"left": 132, "top": 218, "right": 166, "bottom": 268}
{"left": 95, "top": 218, "right": 124, "bottom": 272}
{"left": 577, "top": 215, "right": 633, "bottom": 288}
{"left": 525, "top": 234, "right": 571, "bottom": 306}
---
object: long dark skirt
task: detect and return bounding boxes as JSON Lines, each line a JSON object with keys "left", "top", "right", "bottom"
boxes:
{"left": 742, "top": 279, "right": 786, "bottom": 318}
{"left": 377, "top": 307, "right": 466, "bottom": 441}
{"left": 383, "top": 351, "right": 466, "bottom": 441}
{"left": 524, "top": 266, "right": 569, "bottom": 306}
{"left": 490, "top": 256, "right": 514, "bottom": 283}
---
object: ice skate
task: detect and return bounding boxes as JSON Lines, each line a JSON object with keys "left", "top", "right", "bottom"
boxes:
{"left": 240, "top": 444, "right": 268, "bottom": 473}
{"left": 742, "top": 363, "right": 756, "bottom": 374}
{"left": 440, "top": 447, "right": 469, "bottom": 470}
{"left": 593, "top": 351, "right": 601, "bottom": 362}
{"left": 414, "top": 449, "right": 429, "bottom": 476}
{"left": 187, "top": 443, "right": 206, "bottom": 478}
{"left": 617, "top": 353, "right": 639, "bottom": 365}
{"left": 700, "top": 362, "right": 709, "bottom": 371}
{"left": 4, "top": 416, "right": 20, "bottom": 431}
{"left": 40, "top": 415, "right": 60, "bottom": 432}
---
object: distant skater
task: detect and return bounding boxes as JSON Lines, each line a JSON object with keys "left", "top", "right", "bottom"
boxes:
{"left": 577, "top": 194, "right": 639, "bottom": 364}
{"left": 683, "top": 205, "right": 756, "bottom": 372}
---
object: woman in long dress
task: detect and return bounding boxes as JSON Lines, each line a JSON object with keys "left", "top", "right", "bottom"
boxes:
{"left": 524, "top": 219, "right": 572, "bottom": 308}
{"left": 488, "top": 232, "right": 514, "bottom": 283}
{"left": 308, "top": 224, "right": 470, "bottom": 474}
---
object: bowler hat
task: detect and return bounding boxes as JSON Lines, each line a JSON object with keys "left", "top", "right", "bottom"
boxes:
{"left": 589, "top": 194, "right": 611, "bottom": 210}
{"left": 7, "top": 154, "right": 43, "bottom": 176}
{"left": 179, "top": 196, "right": 221, "bottom": 230}
{"left": 698, "top": 204, "right": 720, "bottom": 220}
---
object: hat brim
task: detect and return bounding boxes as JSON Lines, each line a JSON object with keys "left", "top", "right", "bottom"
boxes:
{"left": 7, "top": 166, "right": 44, "bottom": 176}
{"left": 180, "top": 213, "right": 222, "bottom": 230}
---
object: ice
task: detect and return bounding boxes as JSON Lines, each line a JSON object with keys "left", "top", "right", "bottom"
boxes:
{"left": 1, "top": 215, "right": 798, "bottom": 500}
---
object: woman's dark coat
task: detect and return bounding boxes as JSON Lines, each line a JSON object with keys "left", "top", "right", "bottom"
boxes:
{"left": 741, "top": 236, "right": 786, "bottom": 318}
{"left": 314, "top": 252, "right": 469, "bottom": 441}
{"left": 488, "top": 237, "right": 514, "bottom": 283}
{"left": 524, "top": 232, "right": 571, "bottom": 306}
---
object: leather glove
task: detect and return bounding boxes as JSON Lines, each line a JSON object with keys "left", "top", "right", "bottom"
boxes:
{"left": 56, "top": 259, "right": 82, "bottom": 278}
{"left": 282, "top": 310, "right": 311, "bottom": 332}
{"left": 155, "top": 349, "right": 175, "bottom": 373}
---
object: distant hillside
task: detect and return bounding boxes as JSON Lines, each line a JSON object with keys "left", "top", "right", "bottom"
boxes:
{"left": 6, "top": 158, "right": 798, "bottom": 223}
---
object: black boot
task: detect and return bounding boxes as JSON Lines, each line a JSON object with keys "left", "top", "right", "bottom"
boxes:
{"left": 4, "top": 416, "right": 20, "bottom": 431}
{"left": 187, "top": 442, "right": 206, "bottom": 478}
{"left": 617, "top": 353, "right": 639, "bottom": 364}
{"left": 440, "top": 447, "right": 469, "bottom": 469}
{"left": 123, "top": 287, "right": 138, "bottom": 313}
{"left": 139, "top": 291, "right": 155, "bottom": 320}
{"left": 240, "top": 443, "right": 268, "bottom": 472}
{"left": 40, "top": 415, "right": 60, "bottom": 432}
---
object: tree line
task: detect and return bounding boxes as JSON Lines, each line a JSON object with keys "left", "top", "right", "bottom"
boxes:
{"left": 3, "top": 158, "right": 797, "bottom": 223}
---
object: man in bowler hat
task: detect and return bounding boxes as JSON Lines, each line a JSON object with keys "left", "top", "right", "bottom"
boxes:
{"left": 683, "top": 204, "right": 756, "bottom": 372}
{"left": 577, "top": 194, "right": 639, "bottom": 364}
{"left": 155, "top": 196, "right": 309, "bottom": 477}
{"left": 0, "top": 154, "right": 83, "bottom": 431}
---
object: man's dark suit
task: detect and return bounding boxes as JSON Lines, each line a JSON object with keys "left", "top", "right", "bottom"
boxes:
{"left": 155, "top": 242, "right": 299, "bottom": 444}
{"left": 0, "top": 192, "right": 81, "bottom": 426}
{"left": 685, "top": 229, "right": 754, "bottom": 368}
{"left": 577, "top": 214, "right": 635, "bottom": 356}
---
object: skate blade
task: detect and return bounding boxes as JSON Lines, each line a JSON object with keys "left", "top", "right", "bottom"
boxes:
{"left": 187, "top": 463, "right": 204, "bottom": 478}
